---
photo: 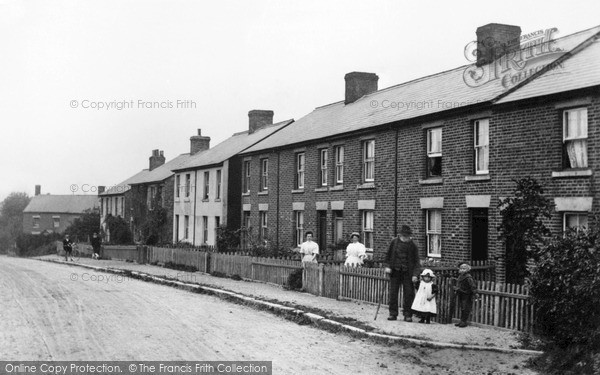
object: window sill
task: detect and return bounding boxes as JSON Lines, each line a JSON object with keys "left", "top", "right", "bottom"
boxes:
{"left": 329, "top": 185, "right": 344, "bottom": 191}
{"left": 465, "top": 174, "right": 491, "bottom": 182}
{"left": 257, "top": 191, "right": 268, "bottom": 196}
{"left": 292, "top": 189, "right": 304, "bottom": 194}
{"left": 214, "top": 199, "right": 221, "bottom": 202}
{"left": 314, "top": 187, "right": 328, "bottom": 192}
{"left": 242, "top": 192, "right": 250, "bottom": 196}
{"left": 202, "top": 199, "right": 209, "bottom": 202}
{"left": 357, "top": 182, "right": 375, "bottom": 190}
{"left": 183, "top": 198, "right": 191, "bottom": 202}
{"left": 419, "top": 178, "right": 443, "bottom": 185}
{"left": 552, "top": 169, "right": 592, "bottom": 178}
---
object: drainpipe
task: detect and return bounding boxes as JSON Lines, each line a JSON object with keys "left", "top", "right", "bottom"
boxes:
{"left": 193, "top": 170, "right": 198, "bottom": 245}
{"left": 394, "top": 127, "right": 399, "bottom": 236}
{"left": 276, "top": 149, "right": 280, "bottom": 247}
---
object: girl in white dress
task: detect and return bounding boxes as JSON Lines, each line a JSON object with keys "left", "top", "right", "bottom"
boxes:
{"left": 344, "top": 232, "right": 367, "bottom": 267}
{"left": 411, "top": 269, "right": 438, "bottom": 324}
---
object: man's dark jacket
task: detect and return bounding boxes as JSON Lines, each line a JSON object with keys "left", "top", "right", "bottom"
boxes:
{"left": 385, "top": 237, "right": 420, "bottom": 277}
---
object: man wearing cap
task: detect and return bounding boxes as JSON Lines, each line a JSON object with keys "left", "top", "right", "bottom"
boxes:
{"left": 385, "top": 225, "right": 421, "bottom": 322}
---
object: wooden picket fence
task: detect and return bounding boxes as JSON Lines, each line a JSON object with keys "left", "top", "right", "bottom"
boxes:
{"left": 140, "top": 247, "right": 533, "bottom": 331}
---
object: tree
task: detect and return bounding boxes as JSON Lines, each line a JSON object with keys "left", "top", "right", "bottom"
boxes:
{"left": 529, "top": 226, "right": 600, "bottom": 374}
{"left": 64, "top": 209, "right": 101, "bottom": 242}
{"left": 0, "top": 192, "right": 31, "bottom": 252}
{"left": 497, "top": 178, "right": 553, "bottom": 284}
{"left": 104, "top": 214, "right": 132, "bottom": 244}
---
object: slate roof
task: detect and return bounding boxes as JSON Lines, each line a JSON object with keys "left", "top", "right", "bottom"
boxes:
{"left": 243, "top": 26, "right": 600, "bottom": 154}
{"left": 174, "top": 119, "right": 294, "bottom": 171}
{"left": 496, "top": 27, "right": 600, "bottom": 104}
{"left": 100, "top": 169, "right": 151, "bottom": 196}
{"left": 23, "top": 195, "right": 99, "bottom": 214}
{"left": 127, "top": 153, "right": 193, "bottom": 185}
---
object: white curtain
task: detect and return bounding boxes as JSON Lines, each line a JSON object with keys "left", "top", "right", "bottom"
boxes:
{"left": 567, "top": 139, "right": 587, "bottom": 168}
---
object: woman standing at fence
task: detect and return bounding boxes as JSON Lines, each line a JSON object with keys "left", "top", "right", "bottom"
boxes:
{"left": 299, "top": 231, "right": 319, "bottom": 263}
{"left": 344, "top": 232, "right": 366, "bottom": 267}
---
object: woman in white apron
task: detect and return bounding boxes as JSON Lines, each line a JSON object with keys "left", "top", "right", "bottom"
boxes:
{"left": 344, "top": 232, "right": 366, "bottom": 267}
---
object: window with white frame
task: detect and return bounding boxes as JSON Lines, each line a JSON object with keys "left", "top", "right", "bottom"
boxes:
{"left": 363, "top": 140, "right": 375, "bottom": 182}
{"left": 260, "top": 159, "right": 268, "bottom": 191}
{"left": 427, "top": 210, "right": 442, "bottom": 257}
{"left": 184, "top": 215, "right": 189, "bottom": 240}
{"left": 474, "top": 119, "right": 489, "bottom": 174}
{"left": 203, "top": 172, "right": 210, "bottom": 200}
{"left": 33, "top": 216, "right": 40, "bottom": 228}
{"left": 564, "top": 212, "right": 588, "bottom": 233}
{"left": 175, "top": 215, "right": 180, "bottom": 241}
{"left": 333, "top": 211, "right": 344, "bottom": 243}
{"left": 216, "top": 170, "right": 222, "bottom": 199}
{"left": 176, "top": 174, "right": 181, "bottom": 198}
{"left": 362, "top": 210, "right": 374, "bottom": 251}
{"left": 53, "top": 216, "right": 60, "bottom": 228}
{"left": 185, "top": 174, "right": 191, "bottom": 198}
{"left": 294, "top": 211, "right": 304, "bottom": 246}
{"left": 259, "top": 211, "right": 268, "bottom": 241}
{"left": 320, "top": 149, "right": 328, "bottom": 186}
{"left": 296, "top": 153, "right": 305, "bottom": 189}
{"left": 427, "top": 128, "right": 442, "bottom": 177}
{"left": 335, "top": 146, "right": 344, "bottom": 184}
{"left": 243, "top": 161, "right": 251, "bottom": 193}
{"left": 563, "top": 107, "right": 588, "bottom": 168}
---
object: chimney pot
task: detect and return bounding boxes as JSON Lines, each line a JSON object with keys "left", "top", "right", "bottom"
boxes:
{"left": 190, "top": 129, "right": 211, "bottom": 155}
{"left": 98, "top": 186, "right": 105, "bottom": 195}
{"left": 344, "top": 72, "right": 379, "bottom": 104}
{"left": 35, "top": 185, "right": 41, "bottom": 196}
{"left": 476, "top": 23, "right": 521, "bottom": 66}
{"left": 248, "top": 110, "right": 274, "bottom": 134}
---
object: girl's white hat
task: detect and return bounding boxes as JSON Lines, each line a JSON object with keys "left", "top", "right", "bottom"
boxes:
{"left": 420, "top": 269, "right": 435, "bottom": 277}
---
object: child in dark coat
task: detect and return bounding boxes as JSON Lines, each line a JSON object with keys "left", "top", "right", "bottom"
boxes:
{"left": 454, "top": 262, "right": 478, "bottom": 327}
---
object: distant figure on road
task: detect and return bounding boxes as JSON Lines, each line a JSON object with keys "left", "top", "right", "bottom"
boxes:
{"left": 385, "top": 225, "right": 421, "bottom": 322}
{"left": 63, "top": 234, "right": 74, "bottom": 261}
{"left": 91, "top": 232, "right": 102, "bottom": 260}
{"left": 344, "top": 232, "right": 366, "bottom": 267}
{"left": 299, "top": 231, "right": 319, "bottom": 263}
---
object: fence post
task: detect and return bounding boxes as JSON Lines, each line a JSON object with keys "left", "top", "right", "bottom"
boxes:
{"left": 318, "top": 264, "right": 324, "bottom": 297}
{"left": 493, "top": 282, "right": 501, "bottom": 327}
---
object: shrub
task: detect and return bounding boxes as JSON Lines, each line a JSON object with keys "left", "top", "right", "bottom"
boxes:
{"left": 529, "top": 227, "right": 600, "bottom": 374}
{"left": 286, "top": 269, "right": 303, "bottom": 290}
{"left": 15, "top": 232, "right": 62, "bottom": 257}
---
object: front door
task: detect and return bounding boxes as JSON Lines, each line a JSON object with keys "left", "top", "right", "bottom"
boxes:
{"left": 471, "top": 208, "right": 488, "bottom": 261}
{"left": 317, "top": 211, "right": 327, "bottom": 255}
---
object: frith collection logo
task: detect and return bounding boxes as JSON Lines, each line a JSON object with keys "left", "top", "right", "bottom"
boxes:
{"left": 462, "top": 27, "right": 564, "bottom": 89}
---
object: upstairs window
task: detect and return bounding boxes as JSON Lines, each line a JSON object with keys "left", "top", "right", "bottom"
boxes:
{"left": 176, "top": 175, "right": 181, "bottom": 198}
{"left": 474, "top": 119, "right": 489, "bottom": 174}
{"left": 296, "top": 153, "right": 305, "bottom": 189}
{"left": 563, "top": 108, "right": 588, "bottom": 169}
{"left": 203, "top": 171, "right": 210, "bottom": 200}
{"left": 185, "top": 174, "right": 191, "bottom": 198}
{"left": 216, "top": 170, "right": 222, "bottom": 199}
{"left": 320, "top": 149, "right": 328, "bottom": 186}
{"left": 363, "top": 140, "right": 375, "bottom": 182}
{"left": 243, "top": 161, "right": 251, "bottom": 193}
{"left": 260, "top": 159, "right": 268, "bottom": 191}
{"left": 427, "top": 128, "right": 442, "bottom": 177}
{"left": 334, "top": 146, "right": 344, "bottom": 184}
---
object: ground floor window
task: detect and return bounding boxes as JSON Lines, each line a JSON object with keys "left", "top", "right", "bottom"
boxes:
{"left": 293, "top": 211, "right": 304, "bottom": 246}
{"left": 564, "top": 212, "right": 588, "bottom": 233}
{"left": 361, "top": 210, "right": 374, "bottom": 252}
{"left": 426, "top": 209, "right": 442, "bottom": 257}
{"left": 333, "top": 210, "right": 343, "bottom": 244}
{"left": 260, "top": 211, "right": 268, "bottom": 242}
{"left": 202, "top": 216, "right": 208, "bottom": 244}
{"left": 242, "top": 212, "right": 251, "bottom": 249}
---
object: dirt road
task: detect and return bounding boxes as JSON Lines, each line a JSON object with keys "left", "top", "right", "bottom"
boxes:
{"left": 0, "top": 256, "right": 538, "bottom": 374}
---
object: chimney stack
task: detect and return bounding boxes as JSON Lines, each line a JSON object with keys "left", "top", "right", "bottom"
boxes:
{"left": 149, "top": 149, "right": 166, "bottom": 171}
{"left": 98, "top": 186, "right": 105, "bottom": 195}
{"left": 476, "top": 23, "right": 521, "bottom": 66}
{"left": 345, "top": 72, "right": 379, "bottom": 104}
{"left": 248, "top": 110, "right": 274, "bottom": 134}
{"left": 35, "top": 185, "right": 41, "bottom": 196}
{"left": 190, "top": 129, "right": 211, "bottom": 155}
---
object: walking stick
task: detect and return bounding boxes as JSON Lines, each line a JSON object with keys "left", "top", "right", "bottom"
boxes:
{"left": 374, "top": 272, "right": 388, "bottom": 320}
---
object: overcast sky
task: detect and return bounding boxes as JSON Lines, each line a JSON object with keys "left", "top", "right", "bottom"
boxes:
{"left": 1, "top": 0, "right": 599, "bottom": 201}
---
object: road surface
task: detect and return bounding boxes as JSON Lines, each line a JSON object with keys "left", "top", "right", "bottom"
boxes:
{"left": 0, "top": 256, "right": 538, "bottom": 374}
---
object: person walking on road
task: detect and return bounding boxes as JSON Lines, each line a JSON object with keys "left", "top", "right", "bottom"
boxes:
{"left": 299, "top": 231, "right": 319, "bottom": 264}
{"left": 91, "top": 232, "right": 102, "bottom": 260}
{"left": 63, "top": 234, "right": 74, "bottom": 261}
{"left": 385, "top": 225, "right": 421, "bottom": 322}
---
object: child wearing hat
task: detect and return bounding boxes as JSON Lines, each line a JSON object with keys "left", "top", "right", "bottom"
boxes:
{"left": 411, "top": 269, "right": 438, "bottom": 324}
{"left": 344, "top": 232, "right": 367, "bottom": 267}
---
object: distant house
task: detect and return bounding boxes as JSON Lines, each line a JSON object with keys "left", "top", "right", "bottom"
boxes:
{"left": 172, "top": 112, "right": 293, "bottom": 246}
{"left": 22, "top": 185, "right": 99, "bottom": 235}
{"left": 99, "top": 169, "right": 150, "bottom": 242}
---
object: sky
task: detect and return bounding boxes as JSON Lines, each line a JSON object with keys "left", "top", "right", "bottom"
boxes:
{"left": 1, "top": 0, "right": 599, "bottom": 202}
